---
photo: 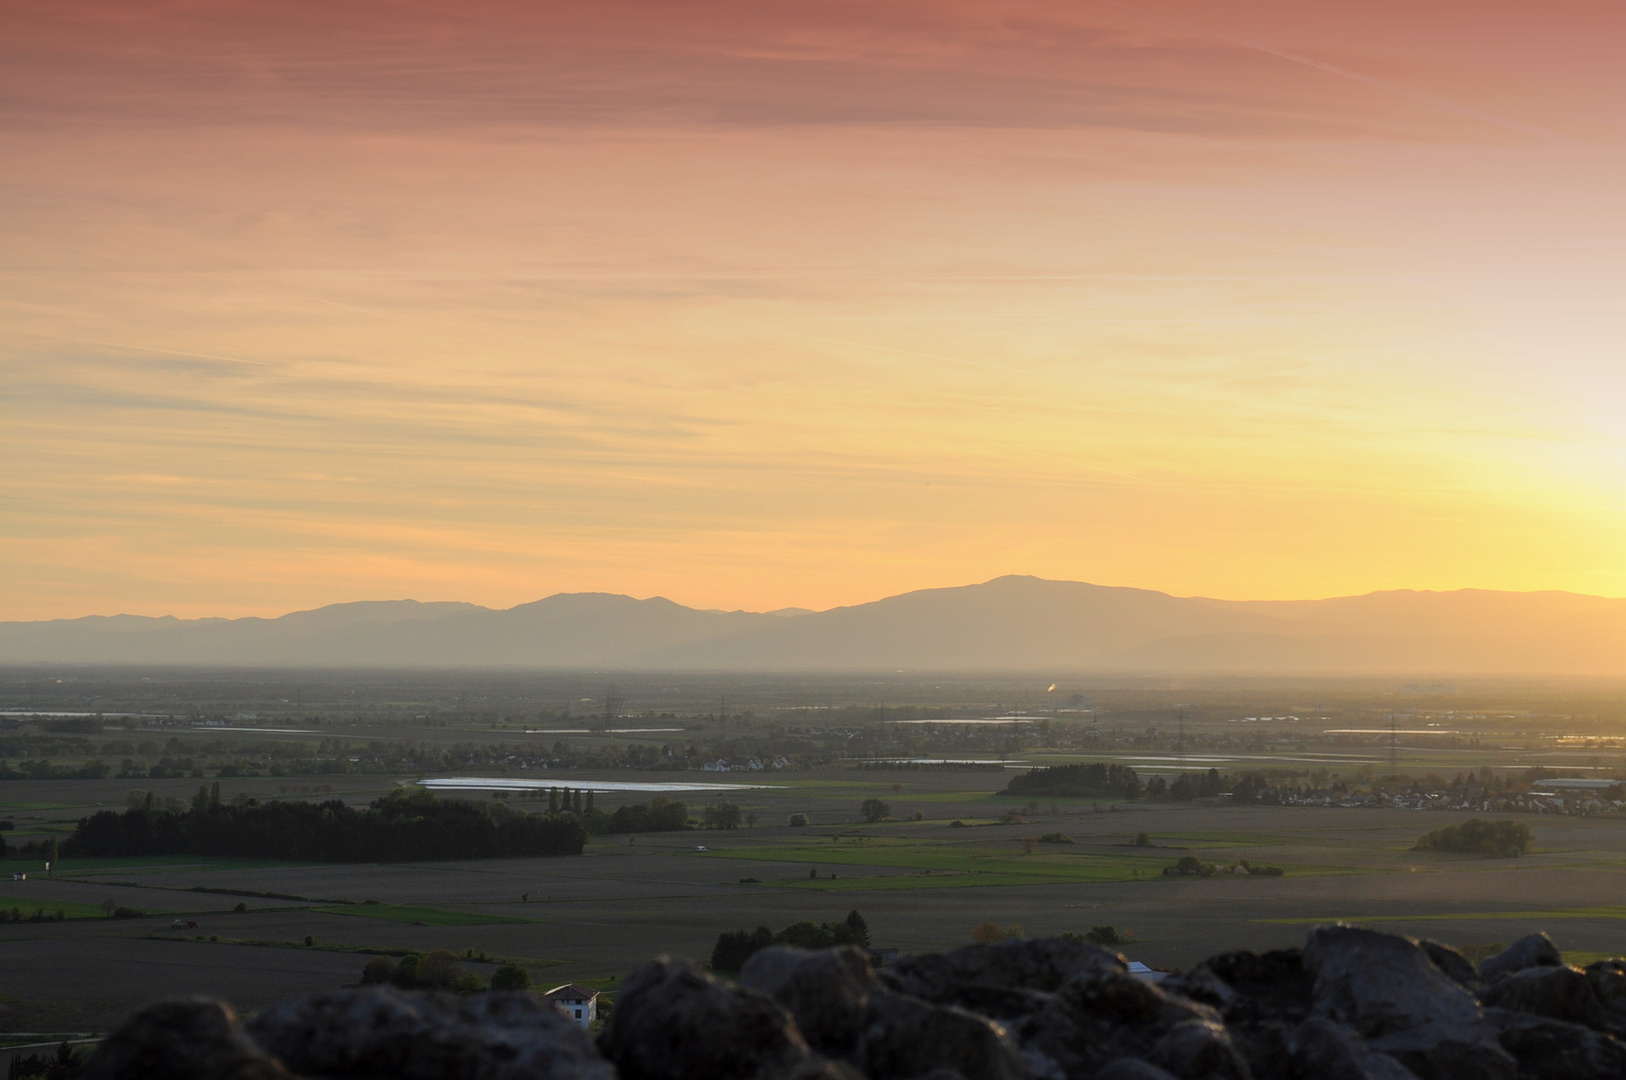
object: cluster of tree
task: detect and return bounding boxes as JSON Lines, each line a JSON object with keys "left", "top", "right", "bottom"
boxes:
{"left": 1142, "top": 768, "right": 1227, "bottom": 801}
{"left": 360, "top": 950, "right": 486, "bottom": 992}
{"left": 0, "top": 907, "right": 68, "bottom": 923}
{"left": 0, "top": 759, "right": 111, "bottom": 781}
{"left": 1162, "top": 856, "right": 1283, "bottom": 878}
{"left": 6, "top": 1039, "right": 87, "bottom": 1080}
{"left": 1063, "top": 925, "right": 1133, "bottom": 946}
{"left": 859, "top": 798, "right": 890, "bottom": 823}
{"left": 710, "top": 910, "right": 870, "bottom": 971}
{"left": 62, "top": 788, "right": 586, "bottom": 862}
{"left": 604, "top": 796, "right": 691, "bottom": 834}
{"left": 702, "top": 803, "right": 743, "bottom": 830}
{"left": 1005, "top": 763, "right": 1141, "bottom": 801}
{"left": 1413, "top": 818, "right": 1533, "bottom": 858}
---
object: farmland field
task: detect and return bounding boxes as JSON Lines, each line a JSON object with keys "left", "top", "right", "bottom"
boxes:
{"left": 3, "top": 670, "right": 1626, "bottom": 1067}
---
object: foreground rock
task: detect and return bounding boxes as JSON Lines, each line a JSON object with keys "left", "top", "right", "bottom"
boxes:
{"left": 79, "top": 926, "right": 1626, "bottom": 1080}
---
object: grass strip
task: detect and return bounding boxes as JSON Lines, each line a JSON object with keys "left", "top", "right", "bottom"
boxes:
{"left": 0, "top": 899, "right": 173, "bottom": 920}
{"left": 1258, "top": 906, "right": 1626, "bottom": 925}
{"left": 312, "top": 903, "right": 536, "bottom": 926}
{"left": 142, "top": 933, "right": 562, "bottom": 967}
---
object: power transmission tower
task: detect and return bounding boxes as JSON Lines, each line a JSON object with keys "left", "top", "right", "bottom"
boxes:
{"left": 1389, "top": 713, "right": 1399, "bottom": 775}
{"left": 603, "top": 688, "right": 624, "bottom": 722}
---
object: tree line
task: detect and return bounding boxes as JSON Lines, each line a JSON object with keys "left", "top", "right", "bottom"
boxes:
{"left": 62, "top": 788, "right": 586, "bottom": 862}
{"left": 711, "top": 911, "right": 870, "bottom": 972}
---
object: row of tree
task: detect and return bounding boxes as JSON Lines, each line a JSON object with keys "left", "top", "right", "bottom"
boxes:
{"left": 710, "top": 910, "right": 870, "bottom": 972}
{"left": 63, "top": 789, "right": 586, "bottom": 862}
{"left": 1007, "top": 763, "right": 1283, "bottom": 804}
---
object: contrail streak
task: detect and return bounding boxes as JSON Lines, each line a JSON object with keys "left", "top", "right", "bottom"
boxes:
{"left": 5, "top": 328, "right": 272, "bottom": 367}
{"left": 1101, "top": 0, "right": 1578, "bottom": 144}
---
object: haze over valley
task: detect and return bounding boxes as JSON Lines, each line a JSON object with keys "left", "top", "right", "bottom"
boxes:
{"left": 6, "top": 576, "right": 1625, "bottom": 674}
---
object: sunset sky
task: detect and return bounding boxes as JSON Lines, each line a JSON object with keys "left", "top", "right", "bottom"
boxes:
{"left": 3, "top": 0, "right": 1624, "bottom": 619}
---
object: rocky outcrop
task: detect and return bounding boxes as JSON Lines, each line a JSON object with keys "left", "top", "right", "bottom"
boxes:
{"left": 79, "top": 926, "right": 1626, "bottom": 1080}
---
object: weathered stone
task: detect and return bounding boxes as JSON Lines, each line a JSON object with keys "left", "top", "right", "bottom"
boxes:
{"left": 1480, "top": 964, "right": 1607, "bottom": 1030}
{"left": 1583, "top": 960, "right": 1626, "bottom": 1029}
{"left": 1094, "top": 1060, "right": 1181, "bottom": 1080}
{"left": 1477, "top": 933, "right": 1562, "bottom": 982}
{"left": 245, "top": 989, "right": 612, "bottom": 1080}
{"left": 1165, "top": 969, "right": 1238, "bottom": 1015}
{"left": 742, "top": 947, "right": 886, "bottom": 1058}
{"left": 1287, "top": 1018, "right": 1418, "bottom": 1080}
{"left": 602, "top": 957, "right": 814, "bottom": 1080}
{"left": 1147, "top": 1019, "right": 1249, "bottom": 1080}
{"left": 883, "top": 937, "right": 1123, "bottom": 1012}
{"left": 1183, "top": 951, "right": 1312, "bottom": 1028}
{"left": 739, "top": 945, "right": 1027, "bottom": 1080}
{"left": 85, "top": 999, "right": 294, "bottom": 1080}
{"left": 1486, "top": 1008, "right": 1626, "bottom": 1080}
{"left": 856, "top": 990, "right": 1027, "bottom": 1080}
{"left": 1025, "top": 966, "right": 1219, "bottom": 1078}
{"left": 1301, "top": 925, "right": 1514, "bottom": 1080}
{"left": 1415, "top": 941, "right": 1477, "bottom": 992}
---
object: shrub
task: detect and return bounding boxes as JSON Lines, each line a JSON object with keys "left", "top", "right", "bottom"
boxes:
{"left": 860, "top": 799, "right": 890, "bottom": 824}
{"left": 1083, "top": 925, "right": 1131, "bottom": 946}
{"left": 490, "top": 964, "right": 531, "bottom": 991}
{"left": 972, "top": 922, "right": 1022, "bottom": 944}
{"left": 1414, "top": 819, "right": 1532, "bottom": 858}
{"left": 361, "top": 956, "right": 397, "bottom": 985}
{"left": 111, "top": 907, "right": 144, "bottom": 919}
{"left": 788, "top": 813, "right": 809, "bottom": 827}
{"left": 1132, "top": 833, "right": 1152, "bottom": 847}
{"left": 1038, "top": 832, "right": 1073, "bottom": 844}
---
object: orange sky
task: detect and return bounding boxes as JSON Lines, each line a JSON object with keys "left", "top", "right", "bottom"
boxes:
{"left": 3, "top": 1, "right": 1624, "bottom": 618}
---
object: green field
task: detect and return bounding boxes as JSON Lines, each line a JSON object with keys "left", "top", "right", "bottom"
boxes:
{"left": 1262, "top": 905, "right": 1626, "bottom": 926}
{"left": 702, "top": 835, "right": 1352, "bottom": 890}
{"left": 1, "top": 899, "right": 169, "bottom": 921}
{"left": 18, "top": 855, "right": 322, "bottom": 878}
{"left": 312, "top": 903, "right": 537, "bottom": 926}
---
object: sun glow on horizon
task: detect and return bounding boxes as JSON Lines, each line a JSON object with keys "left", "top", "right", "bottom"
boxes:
{"left": 3, "top": 1, "right": 1624, "bottom": 620}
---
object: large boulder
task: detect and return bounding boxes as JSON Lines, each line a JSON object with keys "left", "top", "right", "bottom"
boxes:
{"left": 1301, "top": 925, "right": 1515, "bottom": 1080}
{"left": 1583, "top": 960, "right": 1626, "bottom": 1032}
{"left": 1478, "top": 933, "right": 1563, "bottom": 982}
{"left": 855, "top": 992, "right": 1027, "bottom": 1080}
{"left": 1146, "top": 1019, "right": 1250, "bottom": 1080}
{"left": 1095, "top": 1061, "right": 1181, "bottom": 1080}
{"left": 601, "top": 957, "right": 818, "bottom": 1080}
{"left": 1176, "top": 950, "right": 1313, "bottom": 1029}
{"left": 882, "top": 937, "right": 1123, "bottom": 1019}
{"left": 85, "top": 1000, "right": 295, "bottom": 1080}
{"left": 1480, "top": 965, "right": 1608, "bottom": 1030}
{"left": 742, "top": 948, "right": 885, "bottom": 1059}
{"left": 741, "top": 945, "right": 1027, "bottom": 1080}
{"left": 1486, "top": 1009, "right": 1626, "bottom": 1080}
{"left": 1286, "top": 1018, "right": 1418, "bottom": 1080}
{"left": 1415, "top": 942, "right": 1477, "bottom": 992}
{"left": 245, "top": 989, "right": 614, "bottom": 1080}
{"left": 1024, "top": 965, "right": 1222, "bottom": 1078}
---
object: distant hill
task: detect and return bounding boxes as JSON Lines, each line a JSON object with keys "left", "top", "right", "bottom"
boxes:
{"left": 2, "top": 576, "right": 1624, "bottom": 674}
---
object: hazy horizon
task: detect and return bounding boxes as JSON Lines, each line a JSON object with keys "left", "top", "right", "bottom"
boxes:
{"left": 12, "top": 574, "right": 1626, "bottom": 625}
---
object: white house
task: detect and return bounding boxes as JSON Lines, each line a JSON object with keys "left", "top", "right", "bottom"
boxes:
{"left": 544, "top": 983, "right": 600, "bottom": 1028}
